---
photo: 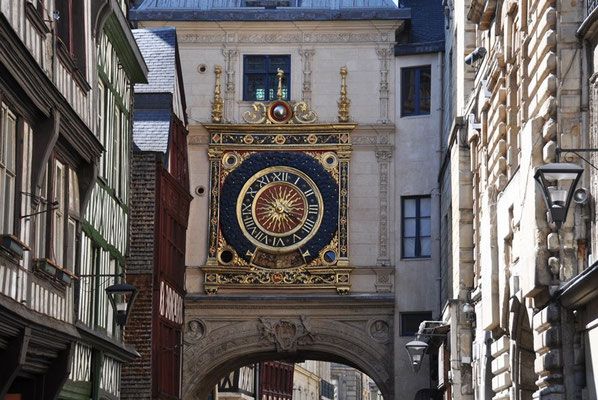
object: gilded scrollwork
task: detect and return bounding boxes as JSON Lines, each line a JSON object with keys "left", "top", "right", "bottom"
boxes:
{"left": 293, "top": 101, "right": 318, "bottom": 124}
{"left": 242, "top": 102, "right": 268, "bottom": 124}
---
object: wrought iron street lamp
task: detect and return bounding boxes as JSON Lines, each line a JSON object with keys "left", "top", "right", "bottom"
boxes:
{"left": 534, "top": 163, "right": 583, "bottom": 228}
{"left": 405, "top": 340, "right": 428, "bottom": 372}
{"left": 105, "top": 283, "right": 138, "bottom": 328}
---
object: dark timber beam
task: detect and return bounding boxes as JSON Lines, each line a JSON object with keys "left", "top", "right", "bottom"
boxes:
{"left": 0, "top": 327, "right": 31, "bottom": 397}
{"left": 43, "top": 341, "right": 75, "bottom": 400}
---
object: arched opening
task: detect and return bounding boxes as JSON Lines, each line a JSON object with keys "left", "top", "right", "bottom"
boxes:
{"left": 205, "top": 358, "right": 385, "bottom": 400}
{"left": 510, "top": 299, "right": 538, "bottom": 400}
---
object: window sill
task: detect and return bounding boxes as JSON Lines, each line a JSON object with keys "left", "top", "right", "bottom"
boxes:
{"left": 401, "top": 256, "right": 432, "bottom": 261}
{"left": 400, "top": 114, "right": 431, "bottom": 119}
{"left": 56, "top": 40, "right": 91, "bottom": 93}
{"left": 0, "top": 234, "right": 30, "bottom": 259}
{"left": 33, "top": 258, "right": 76, "bottom": 286}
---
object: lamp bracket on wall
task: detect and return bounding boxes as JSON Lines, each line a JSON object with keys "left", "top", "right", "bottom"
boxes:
{"left": 79, "top": 272, "right": 125, "bottom": 278}
{"left": 556, "top": 148, "right": 598, "bottom": 171}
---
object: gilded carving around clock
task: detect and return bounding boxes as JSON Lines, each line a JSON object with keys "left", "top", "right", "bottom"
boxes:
{"left": 204, "top": 86, "right": 354, "bottom": 292}
{"left": 220, "top": 152, "right": 338, "bottom": 268}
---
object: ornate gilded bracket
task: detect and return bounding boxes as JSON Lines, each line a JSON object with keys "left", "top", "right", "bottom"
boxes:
{"left": 211, "top": 66, "right": 224, "bottom": 123}
{"left": 338, "top": 66, "right": 350, "bottom": 123}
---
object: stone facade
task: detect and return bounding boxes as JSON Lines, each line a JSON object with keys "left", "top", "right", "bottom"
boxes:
{"left": 132, "top": 1, "right": 445, "bottom": 398}
{"left": 439, "top": 0, "right": 598, "bottom": 399}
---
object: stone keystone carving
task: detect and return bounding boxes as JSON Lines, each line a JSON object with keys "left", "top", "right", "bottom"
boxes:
{"left": 258, "top": 315, "right": 314, "bottom": 352}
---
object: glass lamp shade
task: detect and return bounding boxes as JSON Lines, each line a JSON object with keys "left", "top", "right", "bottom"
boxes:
{"left": 405, "top": 340, "right": 428, "bottom": 372}
{"left": 534, "top": 163, "right": 583, "bottom": 228}
{"left": 105, "top": 283, "right": 138, "bottom": 328}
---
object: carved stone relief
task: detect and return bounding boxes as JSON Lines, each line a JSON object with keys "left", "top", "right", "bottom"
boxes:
{"left": 376, "top": 150, "right": 392, "bottom": 265}
{"left": 222, "top": 48, "right": 238, "bottom": 122}
{"left": 179, "top": 32, "right": 394, "bottom": 44}
{"left": 257, "top": 316, "right": 315, "bottom": 352}
{"left": 376, "top": 47, "right": 393, "bottom": 124}
{"left": 299, "top": 48, "right": 315, "bottom": 106}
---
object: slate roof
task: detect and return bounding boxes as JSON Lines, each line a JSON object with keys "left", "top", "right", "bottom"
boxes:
{"left": 131, "top": 0, "right": 409, "bottom": 21}
{"left": 402, "top": 0, "right": 444, "bottom": 43}
{"left": 132, "top": 27, "right": 177, "bottom": 94}
{"left": 133, "top": 108, "right": 172, "bottom": 153}
{"left": 132, "top": 27, "right": 179, "bottom": 154}
{"left": 395, "top": 0, "right": 444, "bottom": 55}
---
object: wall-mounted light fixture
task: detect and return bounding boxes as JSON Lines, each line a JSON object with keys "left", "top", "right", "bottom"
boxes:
{"left": 534, "top": 163, "right": 583, "bottom": 228}
{"left": 105, "top": 283, "right": 138, "bottom": 328}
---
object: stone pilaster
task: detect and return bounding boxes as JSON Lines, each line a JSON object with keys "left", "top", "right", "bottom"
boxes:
{"left": 298, "top": 48, "right": 315, "bottom": 107}
{"left": 376, "top": 47, "right": 392, "bottom": 124}
{"left": 222, "top": 48, "right": 238, "bottom": 122}
{"left": 375, "top": 150, "right": 392, "bottom": 266}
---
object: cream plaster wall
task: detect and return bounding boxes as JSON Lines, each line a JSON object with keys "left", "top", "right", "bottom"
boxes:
{"left": 392, "top": 51, "right": 443, "bottom": 399}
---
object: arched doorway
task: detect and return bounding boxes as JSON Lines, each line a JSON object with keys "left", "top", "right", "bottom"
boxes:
{"left": 510, "top": 298, "right": 537, "bottom": 400}
{"left": 183, "top": 295, "right": 395, "bottom": 399}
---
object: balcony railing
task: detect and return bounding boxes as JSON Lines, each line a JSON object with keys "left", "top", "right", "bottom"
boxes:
{"left": 589, "top": 0, "right": 598, "bottom": 16}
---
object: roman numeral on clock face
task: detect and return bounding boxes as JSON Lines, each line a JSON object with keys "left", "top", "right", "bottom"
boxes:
{"left": 256, "top": 175, "right": 271, "bottom": 186}
{"left": 271, "top": 172, "right": 288, "bottom": 182}
{"left": 301, "top": 218, "right": 316, "bottom": 233}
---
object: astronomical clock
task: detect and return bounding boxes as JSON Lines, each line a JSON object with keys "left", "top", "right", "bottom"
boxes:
{"left": 203, "top": 68, "right": 354, "bottom": 294}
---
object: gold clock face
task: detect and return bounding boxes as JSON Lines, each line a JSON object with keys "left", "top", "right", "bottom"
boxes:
{"left": 237, "top": 166, "right": 323, "bottom": 253}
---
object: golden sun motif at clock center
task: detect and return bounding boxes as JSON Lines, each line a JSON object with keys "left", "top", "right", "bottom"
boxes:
{"left": 254, "top": 183, "right": 307, "bottom": 236}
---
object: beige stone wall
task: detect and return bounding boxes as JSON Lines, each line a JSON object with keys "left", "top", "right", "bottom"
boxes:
{"left": 442, "top": 0, "right": 587, "bottom": 399}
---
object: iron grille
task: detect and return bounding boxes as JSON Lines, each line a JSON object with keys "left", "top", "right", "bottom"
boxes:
{"left": 589, "top": 0, "right": 598, "bottom": 16}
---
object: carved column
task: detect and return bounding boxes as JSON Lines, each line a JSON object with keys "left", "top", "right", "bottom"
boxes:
{"left": 376, "top": 47, "right": 393, "bottom": 124}
{"left": 222, "top": 48, "right": 238, "bottom": 122}
{"left": 206, "top": 148, "right": 222, "bottom": 267}
{"left": 376, "top": 150, "right": 392, "bottom": 265}
{"left": 299, "top": 48, "right": 315, "bottom": 106}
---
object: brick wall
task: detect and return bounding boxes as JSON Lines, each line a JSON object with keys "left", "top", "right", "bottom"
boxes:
{"left": 128, "top": 152, "right": 158, "bottom": 274}
{"left": 121, "top": 273, "right": 154, "bottom": 399}
{"left": 122, "top": 151, "right": 159, "bottom": 398}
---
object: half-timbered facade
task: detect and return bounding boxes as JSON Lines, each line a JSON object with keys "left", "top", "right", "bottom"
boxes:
{"left": 0, "top": 1, "right": 147, "bottom": 399}
{"left": 60, "top": 1, "right": 148, "bottom": 399}
{"left": 121, "top": 27, "right": 191, "bottom": 400}
{"left": 0, "top": 0, "right": 105, "bottom": 397}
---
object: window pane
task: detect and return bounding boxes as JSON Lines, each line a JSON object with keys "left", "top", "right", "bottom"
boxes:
{"left": 5, "top": 112, "right": 16, "bottom": 171}
{"left": 268, "top": 74, "right": 288, "bottom": 100}
{"left": 420, "top": 237, "right": 431, "bottom": 257}
{"left": 246, "top": 75, "right": 266, "bottom": 100}
{"left": 403, "top": 199, "right": 416, "bottom": 217}
{"left": 420, "top": 217, "right": 431, "bottom": 236}
{"left": 67, "top": 218, "right": 76, "bottom": 270}
{"left": 402, "top": 69, "right": 416, "bottom": 116}
{"left": 419, "top": 67, "right": 431, "bottom": 114}
{"left": 420, "top": 197, "right": 431, "bottom": 217}
{"left": 403, "top": 218, "right": 416, "bottom": 237}
{"left": 403, "top": 238, "right": 415, "bottom": 258}
{"left": 69, "top": 169, "right": 80, "bottom": 217}
{"left": 270, "top": 55, "right": 289, "bottom": 71}
{"left": 3, "top": 174, "right": 14, "bottom": 234}
{"left": 245, "top": 56, "right": 266, "bottom": 73}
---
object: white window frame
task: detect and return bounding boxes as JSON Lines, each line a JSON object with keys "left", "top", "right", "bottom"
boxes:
{"left": 0, "top": 104, "right": 17, "bottom": 235}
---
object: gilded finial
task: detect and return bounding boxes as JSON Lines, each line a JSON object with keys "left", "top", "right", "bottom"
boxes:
{"left": 338, "top": 66, "right": 350, "bottom": 122}
{"left": 211, "top": 66, "right": 224, "bottom": 123}
{"left": 276, "top": 68, "right": 284, "bottom": 100}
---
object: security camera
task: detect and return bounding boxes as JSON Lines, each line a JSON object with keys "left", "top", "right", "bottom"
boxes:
{"left": 464, "top": 47, "right": 487, "bottom": 66}
{"left": 573, "top": 187, "right": 590, "bottom": 205}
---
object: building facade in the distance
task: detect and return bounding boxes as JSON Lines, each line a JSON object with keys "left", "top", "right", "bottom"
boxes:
{"left": 121, "top": 26, "right": 191, "bottom": 399}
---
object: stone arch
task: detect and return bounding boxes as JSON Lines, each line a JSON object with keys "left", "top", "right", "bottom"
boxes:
{"left": 509, "top": 297, "right": 537, "bottom": 400}
{"left": 183, "top": 296, "right": 395, "bottom": 400}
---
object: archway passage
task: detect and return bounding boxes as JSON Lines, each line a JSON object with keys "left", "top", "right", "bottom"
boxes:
{"left": 183, "top": 295, "right": 395, "bottom": 400}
